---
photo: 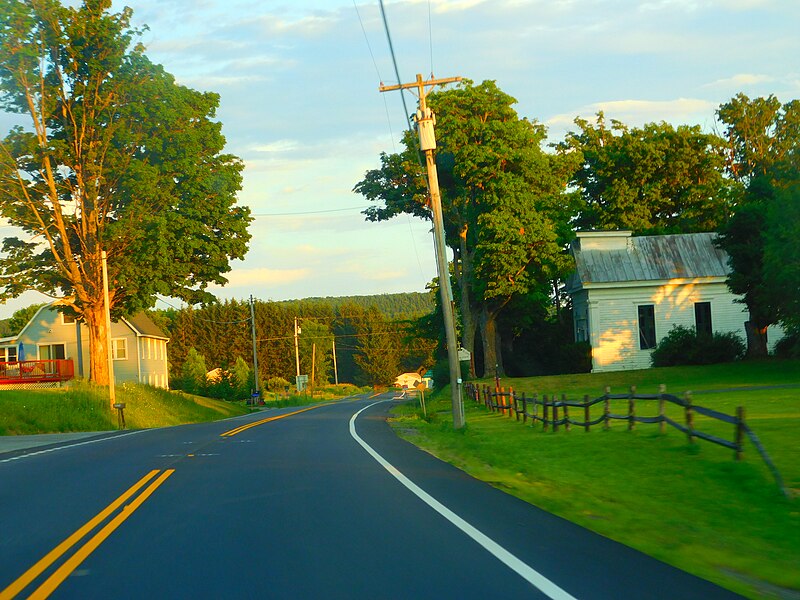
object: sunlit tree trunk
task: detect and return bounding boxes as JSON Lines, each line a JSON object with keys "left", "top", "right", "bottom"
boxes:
{"left": 83, "top": 303, "right": 110, "bottom": 386}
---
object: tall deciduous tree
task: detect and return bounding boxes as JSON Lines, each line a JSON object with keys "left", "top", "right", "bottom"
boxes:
{"left": 715, "top": 94, "right": 800, "bottom": 355}
{"left": 0, "top": 0, "right": 251, "bottom": 384}
{"left": 355, "top": 80, "right": 578, "bottom": 377}
{"left": 560, "top": 113, "right": 734, "bottom": 234}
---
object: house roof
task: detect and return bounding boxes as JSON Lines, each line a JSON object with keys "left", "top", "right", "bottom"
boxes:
{"left": 124, "top": 312, "right": 169, "bottom": 340}
{"left": 568, "top": 231, "right": 730, "bottom": 289}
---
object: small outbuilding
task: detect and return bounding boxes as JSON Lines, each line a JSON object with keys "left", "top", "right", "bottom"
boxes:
{"left": 564, "top": 231, "right": 783, "bottom": 373}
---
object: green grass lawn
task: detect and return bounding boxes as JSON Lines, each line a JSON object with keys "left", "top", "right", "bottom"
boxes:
{"left": 0, "top": 380, "right": 251, "bottom": 434}
{"left": 391, "top": 360, "right": 800, "bottom": 600}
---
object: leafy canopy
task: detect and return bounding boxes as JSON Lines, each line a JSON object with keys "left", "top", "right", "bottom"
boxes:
{"left": 0, "top": 0, "right": 251, "bottom": 319}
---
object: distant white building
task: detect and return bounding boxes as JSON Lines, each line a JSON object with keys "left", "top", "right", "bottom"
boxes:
{"left": 394, "top": 372, "right": 423, "bottom": 389}
{"left": 564, "top": 231, "right": 783, "bottom": 373}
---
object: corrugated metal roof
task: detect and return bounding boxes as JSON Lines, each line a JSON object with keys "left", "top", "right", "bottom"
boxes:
{"left": 571, "top": 232, "right": 730, "bottom": 285}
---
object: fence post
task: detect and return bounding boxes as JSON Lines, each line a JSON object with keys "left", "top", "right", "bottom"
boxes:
{"left": 628, "top": 385, "right": 636, "bottom": 431}
{"left": 685, "top": 391, "right": 695, "bottom": 445}
{"left": 522, "top": 392, "right": 528, "bottom": 425}
{"left": 584, "top": 395, "right": 591, "bottom": 432}
{"left": 603, "top": 386, "right": 611, "bottom": 430}
{"left": 735, "top": 406, "right": 745, "bottom": 461}
{"left": 658, "top": 384, "right": 666, "bottom": 434}
{"left": 553, "top": 395, "right": 559, "bottom": 433}
{"left": 533, "top": 393, "right": 538, "bottom": 425}
{"left": 543, "top": 394, "right": 549, "bottom": 432}
{"left": 511, "top": 387, "right": 519, "bottom": 421}
{"left": 562, "top": 394, "right": 570, "bottom": 432}
{"left": 501, "top": 387, "right": 508, "bottom": 417}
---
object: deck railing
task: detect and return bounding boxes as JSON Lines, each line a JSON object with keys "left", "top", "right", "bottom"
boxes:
{"left": 0, "top": 360, "right": 75, "bottom": 384}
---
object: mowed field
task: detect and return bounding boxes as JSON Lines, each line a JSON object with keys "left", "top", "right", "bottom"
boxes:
{"left": 390, "top": 360, "right": 800, "bottom": 600}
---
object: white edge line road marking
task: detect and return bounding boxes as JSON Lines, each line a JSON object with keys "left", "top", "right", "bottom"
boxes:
{"left": 0, "top": 430, "right": 146, "bottom": 464}
{"left": 349, "top": 400, "right": 579, "bottom": 600}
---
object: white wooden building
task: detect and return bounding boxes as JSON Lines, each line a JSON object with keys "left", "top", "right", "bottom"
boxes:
{"left": 564, "top": 231, "right": 783, "bottom": 373}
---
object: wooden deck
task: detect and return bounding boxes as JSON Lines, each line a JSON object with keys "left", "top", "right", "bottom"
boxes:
{"left": 0, "top": 360, "right": 75, "bottom": 385}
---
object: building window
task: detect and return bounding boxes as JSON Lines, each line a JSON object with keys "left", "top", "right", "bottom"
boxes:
{"left": 0, "top": 346, "right": 18, "bottom": 362}
{"left": 575, "top": 317, "right": 588, "bottom": 342}
{"left": 61, "top": 313, "right": 76, "bottom": 325}
{"left": 638, "top": 305, "right": 656, "bottom": 350}
{"left": 694, "top": 302, "right": 712, "bottom": 336}
{"left": 112, "top": 338, "right": 128, "bottom": 360}
{"left": 39, "top": 344, "right": 66, "bottom": 360}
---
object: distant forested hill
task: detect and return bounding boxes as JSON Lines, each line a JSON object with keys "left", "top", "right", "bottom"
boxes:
{"left": 277, "top": 292, "right": 434, "bottom": 320}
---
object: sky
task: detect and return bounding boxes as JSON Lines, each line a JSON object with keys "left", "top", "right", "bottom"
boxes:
{"left": 1, "top": 0, "right": 798, "bottom": 318}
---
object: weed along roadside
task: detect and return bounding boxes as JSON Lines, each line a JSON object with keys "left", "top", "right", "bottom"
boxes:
{"left": 389, "top": 361, "right": 800, "bottom": 600}
{"left": 0, "top": 381, "right": 252, "bottom": 435}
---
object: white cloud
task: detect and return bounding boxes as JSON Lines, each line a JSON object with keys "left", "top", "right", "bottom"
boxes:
{"left": 547, "top": 98, "right": 718, "bottom": 132}
{"left": 704, "top": 73, "right": 775, "bottom": 88}
{"left": 251, "top": 140, "right": 301, "bottom": 153}
{"left": 210, "top": 267, "right": 310, "bottom": 289}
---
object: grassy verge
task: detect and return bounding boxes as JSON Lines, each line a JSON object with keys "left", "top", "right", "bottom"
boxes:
{"left": 259, "top": 383, "right": 372, "bottom": 408}
{"left": 0, "top": 380, "right": 250, "bottom": 434}
{"left": 390, "top": 360, "right": 800, "bottom": 600}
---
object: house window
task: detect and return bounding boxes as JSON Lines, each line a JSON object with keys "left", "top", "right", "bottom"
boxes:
{"left": 694, "top": 302, "right": 712, "bottom": 336}
{"left": 112, "top": 338, "right": 128, "bottom": 360}
{"left": 0, "top": 346, "right": 18, "bottom": 362}
{"left": 575, "top": 317, "right": 588, "bottom": 342}
{"left": 39, "top": 344, "right": 66, "bottom": 360}
{"left": 61, "top": 313, "right": 76, "bottom": 325}
{"left": 638, "top": 305, "right": 656, "bottom": 350}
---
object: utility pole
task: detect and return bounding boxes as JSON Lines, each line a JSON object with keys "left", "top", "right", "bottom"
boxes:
{"left": 101, "top": 251, "right": 116, "bottom": 410}
{"left": 294, "top": 317, "right": 301, "bottom": 389}
{"left": 249, "top": 295, "right": 259, "bottom": 403}
{"left": 332, "top": 338, "right": 339, "bottom": 385}
{"left": 380, "top": 73, "right": 465, "bottom": 429}
{"left": 311, "top": 343, "right": 316, "bottom": 394}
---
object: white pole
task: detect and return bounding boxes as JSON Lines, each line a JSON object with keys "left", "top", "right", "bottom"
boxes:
{"left": 101, "top": 251, "right": 116, "bottom": 409}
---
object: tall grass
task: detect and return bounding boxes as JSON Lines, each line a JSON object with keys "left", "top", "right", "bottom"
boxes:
{"left": 259, "top": 383, "right": 371, "bottom": 408}
{"left": 0, "top": 380, "right": 250, "bottom": 435}
{"left": 391, "top": 360, "right": 800, "bottom": 599}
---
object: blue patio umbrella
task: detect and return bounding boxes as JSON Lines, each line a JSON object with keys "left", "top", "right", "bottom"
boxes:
{"left": 17, "top": 342, "right": 25, "bottom": 362}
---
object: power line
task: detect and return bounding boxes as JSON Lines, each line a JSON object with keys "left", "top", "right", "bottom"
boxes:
{"left": 378, "top": 0, "right": 414, "bottom": 133}
{"left": 428, "top": 0, "right": 434, "bottom": 76}
{"left": 155, "top": 296, "right": 251, "bottom": 325}
{"left": 353, "top": 0, "right": 382, "bottom": 82}
{"left": 251, "top": 205, "right": 370, "bottom": 217}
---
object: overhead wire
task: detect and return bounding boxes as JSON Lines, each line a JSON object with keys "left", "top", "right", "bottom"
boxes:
{"left": 251, "top": 205, "right": 369, "bottom": 217}
{"left": 354, "top": 0, "right": 427, "bottom": 283}
{"left": 428, "top": 0, "right": 434, "bottom": 76}
{"left": 352, "top": 0, "right": 397, "bottom": 151}
{"left": 378, "top": 0, "right": 414, "bottom": 132}
{"left": 154, "top": 295, "right": 251, "bottom": 325}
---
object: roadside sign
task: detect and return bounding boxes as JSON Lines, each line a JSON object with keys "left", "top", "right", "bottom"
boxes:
{"left": 296, "top": 374, "right": 309, "bottom": 391}
{"left": 457, "top": 348, "right": 471, "bottom": 361}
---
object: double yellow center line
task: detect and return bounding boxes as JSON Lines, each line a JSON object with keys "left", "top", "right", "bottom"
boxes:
{"left": 220, "top": 404, "right": 325, "bottom": 437}
{"left": 1, "top": 469, "right": 174, "bottom": 600}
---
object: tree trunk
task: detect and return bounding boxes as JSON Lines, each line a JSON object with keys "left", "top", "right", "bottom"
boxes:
{"left": 480, "top": 304, "right": 505, "bottom": 380}
{"left": 83, "top": 303, "right": 111, "bottom": 385}
{"left": 744, "top": 321, "right": 769, "bottom": 358}
{"left": 456, "top": 226, "right": 478, "bottom": 378}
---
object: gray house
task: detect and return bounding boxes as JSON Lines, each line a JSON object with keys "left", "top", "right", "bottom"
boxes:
{"left": 564, "top": 231, "right": 783, "bottom": 373}
{"left": 0, "top": 302, "right": 170, "bottom": 387}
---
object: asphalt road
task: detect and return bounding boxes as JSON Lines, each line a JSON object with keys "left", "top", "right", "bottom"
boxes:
{"left": 0, "top": 394, "right": 743, "bottom": 599}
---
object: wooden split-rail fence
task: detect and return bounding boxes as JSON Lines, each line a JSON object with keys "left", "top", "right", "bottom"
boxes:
{"left": 464, "top": 382, "right": 787, "bottom": 497}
